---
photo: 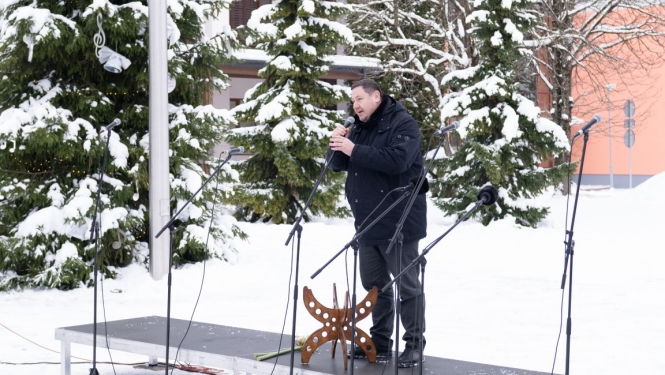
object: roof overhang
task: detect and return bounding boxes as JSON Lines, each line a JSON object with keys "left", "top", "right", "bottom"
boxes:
{"left": 221, "top": 49, "right": 380, "bottom": 80}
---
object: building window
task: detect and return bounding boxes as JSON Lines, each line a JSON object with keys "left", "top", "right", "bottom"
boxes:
{"left": 230, "top": 0, "right": 272, "bottom": 29}
{"left": 230, "top": 98, "right": 256, "bottom": 128}
{"left": 230, "top": 98, "right": 243, "bottom": 109}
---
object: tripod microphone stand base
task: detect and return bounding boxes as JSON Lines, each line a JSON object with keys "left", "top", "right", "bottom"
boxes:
{"left": 301, "top": 286, "right": 378, "bottom": 369}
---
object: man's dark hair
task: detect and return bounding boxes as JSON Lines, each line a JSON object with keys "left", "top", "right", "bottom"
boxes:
{"left": 351, "top": 78, "right": 382, "bottom": 96}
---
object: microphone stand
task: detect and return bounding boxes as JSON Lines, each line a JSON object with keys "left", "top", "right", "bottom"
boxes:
{"left": 561, "top": 131, "right": 591, "bottom": 375}
{"left": 417, "top": 259, "right": 425, "bottom": 375}
{"left": 283, "top": 148, "right": 343, "bottom": 374}
{"left": 311, "top": 184, "right": 415, "bottom": 375}
{"left": 381, "top": 194, "right": 491, "bottom": 371}
{"left": 154, "top": 151, "right": 236, "bottom": 375}
{"left": 383, "top": 129, "right": 448, "bottom": 371}
{"left": 88, "top": 128, "right": 114, "bottom": 375}
{"left": 282, "top": 119, "right": 352, "bottom": 373}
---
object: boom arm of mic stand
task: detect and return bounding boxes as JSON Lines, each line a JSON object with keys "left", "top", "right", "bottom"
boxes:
{"left": 561, "top": 131, "right": 587, "bottom": 290}
{"left": 155, "top": 153, "right": 233, "bottom": 238}
{"left": 382, "top": 199, "right": 484, "bottom": 293}
{"left": 285, "top": 152, "right": 336, "bottom": 246}
{"left": 385, "top": 133, "right": 446, "bottom": 255}
{"left": 90, "top": 130, "right": 113, "bottom": 241}
{"left": 310, "top": 189, "right": 413, "bottom": 279}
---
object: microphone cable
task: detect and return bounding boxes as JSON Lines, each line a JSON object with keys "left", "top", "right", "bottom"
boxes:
{"left": 550, "top": 144, "right": 576, "bottom": 375}
{"left": 268, "top": 232, "right": 296, "bottom": 375}
{"left": 94, "top": 168, "right": 118, "bottom": 375}
{"left": 99, "top": 271, "right": 117, "bottom": 375}
{"left": 170, "top": 150, "right": 225, "bottom": 375}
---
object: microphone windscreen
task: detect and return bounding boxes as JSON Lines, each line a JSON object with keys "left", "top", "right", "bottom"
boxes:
{"left": 477, "top": 185, "right": 498, "bottom": 206}
{"left": 410, "top": 176, "right": 429, "bottom": 195}
{"left": 344, "top": 116, "right": 355, "bottom": 128}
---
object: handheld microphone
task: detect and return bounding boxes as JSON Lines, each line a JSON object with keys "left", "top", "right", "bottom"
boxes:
{"left": 572, "top": 114, "right": 601, "bottom": 139}
{"left": 477, "top": 185, "right": 498, "bottom": 206}
{"left": 343, "top": 116, "right": 355, "bottom": 128}
{"left": 434, "top": 121, "right": 460, "bottom": 136}
{"left": 226, "top": 146, "right": 245, "bottom": 154}
{"left": 104, "top": 118, "right": 121, "bottom": 131}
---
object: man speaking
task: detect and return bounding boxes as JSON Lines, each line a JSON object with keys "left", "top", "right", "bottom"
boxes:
{"left": 329, "top": 79, "right": 427, "bottom": 368}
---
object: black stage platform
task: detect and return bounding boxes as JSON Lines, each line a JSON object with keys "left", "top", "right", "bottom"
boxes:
{"left": 55, "top": 316, "right": 552, "bottom": 375}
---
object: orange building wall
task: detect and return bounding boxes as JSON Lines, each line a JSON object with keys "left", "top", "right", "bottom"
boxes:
{"left": 570, "top": 10, "right": 665, "bottom": 185}
{"left": 571, "top": 82, "right": 665, "bottom": 175}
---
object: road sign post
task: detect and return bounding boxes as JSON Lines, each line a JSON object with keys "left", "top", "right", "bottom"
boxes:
{"left": 606, "top": 85, "right": 616, "bottom": 188}
{"left": 623, "top": 100, "right": 635, "bottom": 188}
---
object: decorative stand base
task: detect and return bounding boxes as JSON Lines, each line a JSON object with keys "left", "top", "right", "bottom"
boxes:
{"left": 301, "top": 284, "right": 378, "bottom": 369}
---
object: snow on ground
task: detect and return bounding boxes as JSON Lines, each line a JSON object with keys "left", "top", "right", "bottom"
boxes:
{"left": 1, "top": 175, "right": 664, "bottom": 375}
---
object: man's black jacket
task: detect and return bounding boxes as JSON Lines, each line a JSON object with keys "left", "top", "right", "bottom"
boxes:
{"left": 330, "top": 94, "right": 427, "bottom": 246}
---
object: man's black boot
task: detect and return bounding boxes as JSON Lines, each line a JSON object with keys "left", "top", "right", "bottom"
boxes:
{"left": 347, "top": 344, "right": 394, "bottom": 360}
{"left": 397, "top": 346, "right": 424, "bottom": 368}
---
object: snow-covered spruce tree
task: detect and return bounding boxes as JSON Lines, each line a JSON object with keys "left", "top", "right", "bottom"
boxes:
{"left": 226, "top": 0, "right": 352, "bottom": 224}
{"left": 429, "top": 0, "right": 571, "bottom": 227}
{"left": 0, "top": 0, "right": 243, "bottom": 290}
{"left": 348, "top": 0, "right": 473, "bottom": 155}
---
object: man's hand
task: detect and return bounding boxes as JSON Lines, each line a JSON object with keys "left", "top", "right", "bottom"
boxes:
{"left": 330, "top": 135, "right": 354, "bottom": 156}
{"left": 331, "top": 124, "right": 349, "bottom": 138}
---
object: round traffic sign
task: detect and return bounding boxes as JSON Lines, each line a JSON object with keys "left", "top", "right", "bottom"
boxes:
{"left": 624, "top": 129, "right": 635, "bottom": 148}
{"left": 624, "top": 100, "right": 635, "bottom": 118}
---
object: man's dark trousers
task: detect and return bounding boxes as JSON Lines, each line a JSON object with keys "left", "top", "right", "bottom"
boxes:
{"left": 358, "top": 240, "right": 426, "bottom": 352}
